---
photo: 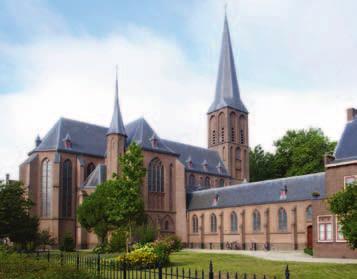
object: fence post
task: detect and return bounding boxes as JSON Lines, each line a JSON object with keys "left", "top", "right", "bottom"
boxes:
{"left": 47, "top": 250, "right": 50, "bottom": 263}
{"left": 158, "top": 263, "right": 163, "bottom": 279}
{"left": 285, "top": 265, "right": 290, "bottom": 279}
{"left": 76, "top": 252, "right": 80, "bottom": 271}
{"left": 209, "top": 260, "right": 214, "bottom": 279}
{"left": 97, "top": 253, "right": 101, "bottom": 276}
{"left": 123, "top": 255, "right": 127, "bottom": 279}
{"left": 60, "top": 251, "right": 64, "bottom": 266}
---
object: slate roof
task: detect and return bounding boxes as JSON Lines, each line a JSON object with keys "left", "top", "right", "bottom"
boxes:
{"left": 187, "top": 172, "right": 325, "bottom": 210}
{"left": 125, "top": 118, "right": 177, "bottom": 155}
{"left": 30, "top": 118, "right": 108, "bottom": 158}
{"left": 30, "top": 117, "right": 228, "bottom": 177}
{"left": 162, "top": 139, "right": 229, "bottom": 177}
{"left": 333, "top": 117, "right": 357, "bottom": 163}
{"left": 107, "top": 70, "right": 126, "bottom": 136}
{"left": 208, "top": 15, "right": 248, "bottom": 114}
{"left": 82, "top": 164, "right": 107, "bottom": 188}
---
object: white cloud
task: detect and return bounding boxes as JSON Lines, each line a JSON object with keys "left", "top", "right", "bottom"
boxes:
{"left": 1, "top": 0, "right": 357, "bottom": 180}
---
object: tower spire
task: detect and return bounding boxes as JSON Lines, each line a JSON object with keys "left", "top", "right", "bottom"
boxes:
{"left": 107, "top": 66, "right": 126, "bottom": 136}
{"left": 208, "top": 14, "right": 247, "bottom": 114}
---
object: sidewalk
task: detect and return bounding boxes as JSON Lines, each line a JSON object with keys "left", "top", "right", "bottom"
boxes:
{"left": 184, "top": 249, "right": 357, "bottom": 264}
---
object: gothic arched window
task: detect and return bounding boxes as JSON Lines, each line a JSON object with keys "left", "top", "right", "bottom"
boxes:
{"left": 169, "top": 164, "right": 173, "bottom": 211}
{"left": 218, "top": 112, "right": 225, "bottom": 143}
{"left": 41, "top": 159, "right": 52, "bottom": 217}
{"left": 236, "top": 147, "right": 241, "bottom": 160}
{"left": 62, "top": 159, "right": 72, "bottom": 217}
{"left": 278, "top": 208, "right": 288, "bottom": 231}
{"left": 204, "top": 177, "right": 211, "bottom": 187}
{"left": 253, "top": 210, "right": 261, "bottom": 232}
{"left": 306, "top": 205, "right": 313, "bottom": 221}
{"left": 230, "top": 112, "right": 237, "bottom": 143}
{"left": 210, "top": 213, "right": 217, "bottom": 233}
{"left": 230, "top": 211, "right": 238, "bottom": 232}
{"left": 189, "top": 174, "right": 195, "bottom": 186}
{"left": 239, "top": 115, "right": 246, "bottom": 144}
{"left": 210, "top": 115, "right": 217, "bottom": 145}
{"left": 86, "top": 162, "right": 95, "bottom": 179}
{"left": 192, "top": 215, "right": 199, "bottom": 233}
{"left": 148, "top": 158, "right": 164, "bottom": 193}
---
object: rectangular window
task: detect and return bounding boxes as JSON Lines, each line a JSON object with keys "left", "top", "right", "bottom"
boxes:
{"left": 344, "top": 175, "right": 357, "bottom": 188}
{"left": 336, "top": 218, "right": 346, "bottom": 242}
{"left": 317, "top": 215, "right": 333, "bottom": 242}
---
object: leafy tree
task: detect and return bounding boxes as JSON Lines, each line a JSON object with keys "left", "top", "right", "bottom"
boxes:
{"left": 328, "top": 182, "right": 357, "bottom": 249}
{"left": 108, "top": 142, "right": 146, "bottom": 251}
{"left": 77, "top": 142, "right": 146, "bottom": 249}
{"left": 273, "top": 128, "right": 336, "bottom": 177}
{"left": 0, "top": 182, "right": 39, "bottom": 250}
{"left": 77, "top": 181, "right": 115, "bottom": 247}
{"left": 249, "top": 145, "right": 277, "bottom": 182}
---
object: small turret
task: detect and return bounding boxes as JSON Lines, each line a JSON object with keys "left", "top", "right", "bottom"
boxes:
{"left": 35, "top": 135, "right": 41, "bottom": 147}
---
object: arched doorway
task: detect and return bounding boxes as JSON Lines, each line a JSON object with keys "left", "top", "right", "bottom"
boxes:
{"left": 307, "top": 225, "right": 313, "bottom": 249}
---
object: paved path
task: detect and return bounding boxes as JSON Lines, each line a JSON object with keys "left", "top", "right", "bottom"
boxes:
{"left": 184, "top": 249, "right": 357, "bottom": 264}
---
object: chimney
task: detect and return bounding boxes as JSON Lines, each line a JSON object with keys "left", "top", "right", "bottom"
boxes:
{"left": 347, "top": 108, "right": 357, "bottom": 121}
{"left": 5, "top": 174, "right": 10, "bottom": 185}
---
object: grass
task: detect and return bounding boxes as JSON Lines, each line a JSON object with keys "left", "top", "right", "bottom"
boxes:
{"left": 169, "top": 251, "right": 357, "bottom": 279}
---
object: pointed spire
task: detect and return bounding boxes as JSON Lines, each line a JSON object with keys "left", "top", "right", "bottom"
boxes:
{"left": 107, "top": 66, "right": 127, "bottom": 136}
{"left": 208, "top": 14, "right": 248, "bottom": 114}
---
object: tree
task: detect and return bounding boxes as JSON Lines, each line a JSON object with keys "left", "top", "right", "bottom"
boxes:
{"left": 77, "top": 180, "right": 116, "bottom": 247}
{"left": 274, "top": 128, "right": 336, "bottom": 177}
{"left": 249, "top": 145, "right": 277, "bottom": 182}
{"left": 0, "top": 182, "right": 39, "bottom": 250}
{"left": 328, "top": 183, "right": 357, "bottom": 249}
{"left": 77, "top": 142, "right": 146, "bottom": 249}
{"left": 108, "top": 142, "right": 146, "bottom": 251}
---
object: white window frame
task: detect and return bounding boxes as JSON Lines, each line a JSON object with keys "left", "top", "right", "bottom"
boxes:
{"left": 336, "top": 217, "right": 347, "bottom": 243}
{"left": 317, "top": 215, "right": 333, "bottom": 243}
{"left": 344, "top": 175, "right": 357, "bottom": 189}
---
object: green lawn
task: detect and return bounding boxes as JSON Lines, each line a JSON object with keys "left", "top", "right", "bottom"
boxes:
{"left": 169, "top": 251, "right": 357, "bottom": 279}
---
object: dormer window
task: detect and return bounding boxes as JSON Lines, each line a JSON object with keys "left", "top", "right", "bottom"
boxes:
{"left": 280, "top": 185, "right": 288, "bottom": 200}
{"left": 149, "top": 134, "right": 158, "bottom": 148}
{"left": 202, "top": 160, "right": 208, "bottom": 171}
{"left": 216, "top": 162, "right": 223, "bottom": 174}
{"left": 186, "top": 156, "right": 193, "bottom": 169}
{"left": 63, "top": 133, "right": 72, "bottom": 149}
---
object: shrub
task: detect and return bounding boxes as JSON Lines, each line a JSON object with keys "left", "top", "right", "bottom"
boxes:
{"left": 160, "top": 235, "right": 182, "bottom": 252}
{"left": 59, "top": 233, "right": 75, "bottom": 252}
{"left": 304, "top": 247, "right": 313, "bottom": 256}
{"left": 109, "top": 229, "right": 127, "bottom": 252}
{"left": 133, "top": 225, "right": 157, "bottom": 245}
{"left": 118, "top": 244, "right": 159, "bottom": 268}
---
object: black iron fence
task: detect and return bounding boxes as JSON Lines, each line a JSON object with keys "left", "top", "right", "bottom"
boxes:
{"left": 13, "top": 251, "right": 291, "bottom": 279}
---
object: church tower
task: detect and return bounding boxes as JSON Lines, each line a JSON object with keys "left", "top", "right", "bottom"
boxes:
{"left": 207, "top": 15, "right": 249, "bottom": 183}
{"left": 106, "top": 68, "right": 127, "bottom": 179}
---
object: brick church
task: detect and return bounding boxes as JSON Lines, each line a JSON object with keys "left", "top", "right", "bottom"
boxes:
{"left": 19, "top": 16, "right": 357, "bottom": 258}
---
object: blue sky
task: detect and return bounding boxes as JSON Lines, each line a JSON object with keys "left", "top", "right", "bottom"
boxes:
{"left": 1, "top": 0, "right": 357, "bottom": 178}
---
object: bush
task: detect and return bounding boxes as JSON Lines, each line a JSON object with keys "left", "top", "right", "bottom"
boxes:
{"left": 160, "top": 235, "right": 182, "bottom": 252}
{"left": 109, "top": 229, "right": 127, "bottom": 252}
{"left": 304, "top": 247, "right": 313, "bottom": 256}
{"left": 59, "top": 233, "right": 75, "bottom": 252}
{"left": 133, "top": 225, "right": 157, "bottom": 245}
{"left": 118, "top": 244, "right": 159, "bottom": 268}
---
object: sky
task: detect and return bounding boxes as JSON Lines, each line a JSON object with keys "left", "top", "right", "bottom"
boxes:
{"left": 1, "top": 0, "right": 357, "bottom": 179}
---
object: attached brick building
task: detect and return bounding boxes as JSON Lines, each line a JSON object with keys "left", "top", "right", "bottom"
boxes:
{"left": 19, "top": 15, "right": 356, "bottom": 258}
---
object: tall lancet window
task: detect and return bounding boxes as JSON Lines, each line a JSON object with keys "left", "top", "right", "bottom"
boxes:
{"left": 239, "top": 115, "right": 246, "bottom": 144}
{"left": 41, "top": 159, "right": 52, "bottom": 217}
{"left": 148, "top": 158, "right": 164, "bottom": 193}
{"left": 61, "top": 159, "right": 73, "bottom": 217}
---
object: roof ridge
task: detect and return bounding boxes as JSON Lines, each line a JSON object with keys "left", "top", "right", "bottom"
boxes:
{"left": 192, "top": 172, "right": 326, "bottom": 194}
{"left": 162, "top": 139, "right": 220, "bottom": 154}
{"left": 60, "top": 117, "right": 108, "bottom": 129}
